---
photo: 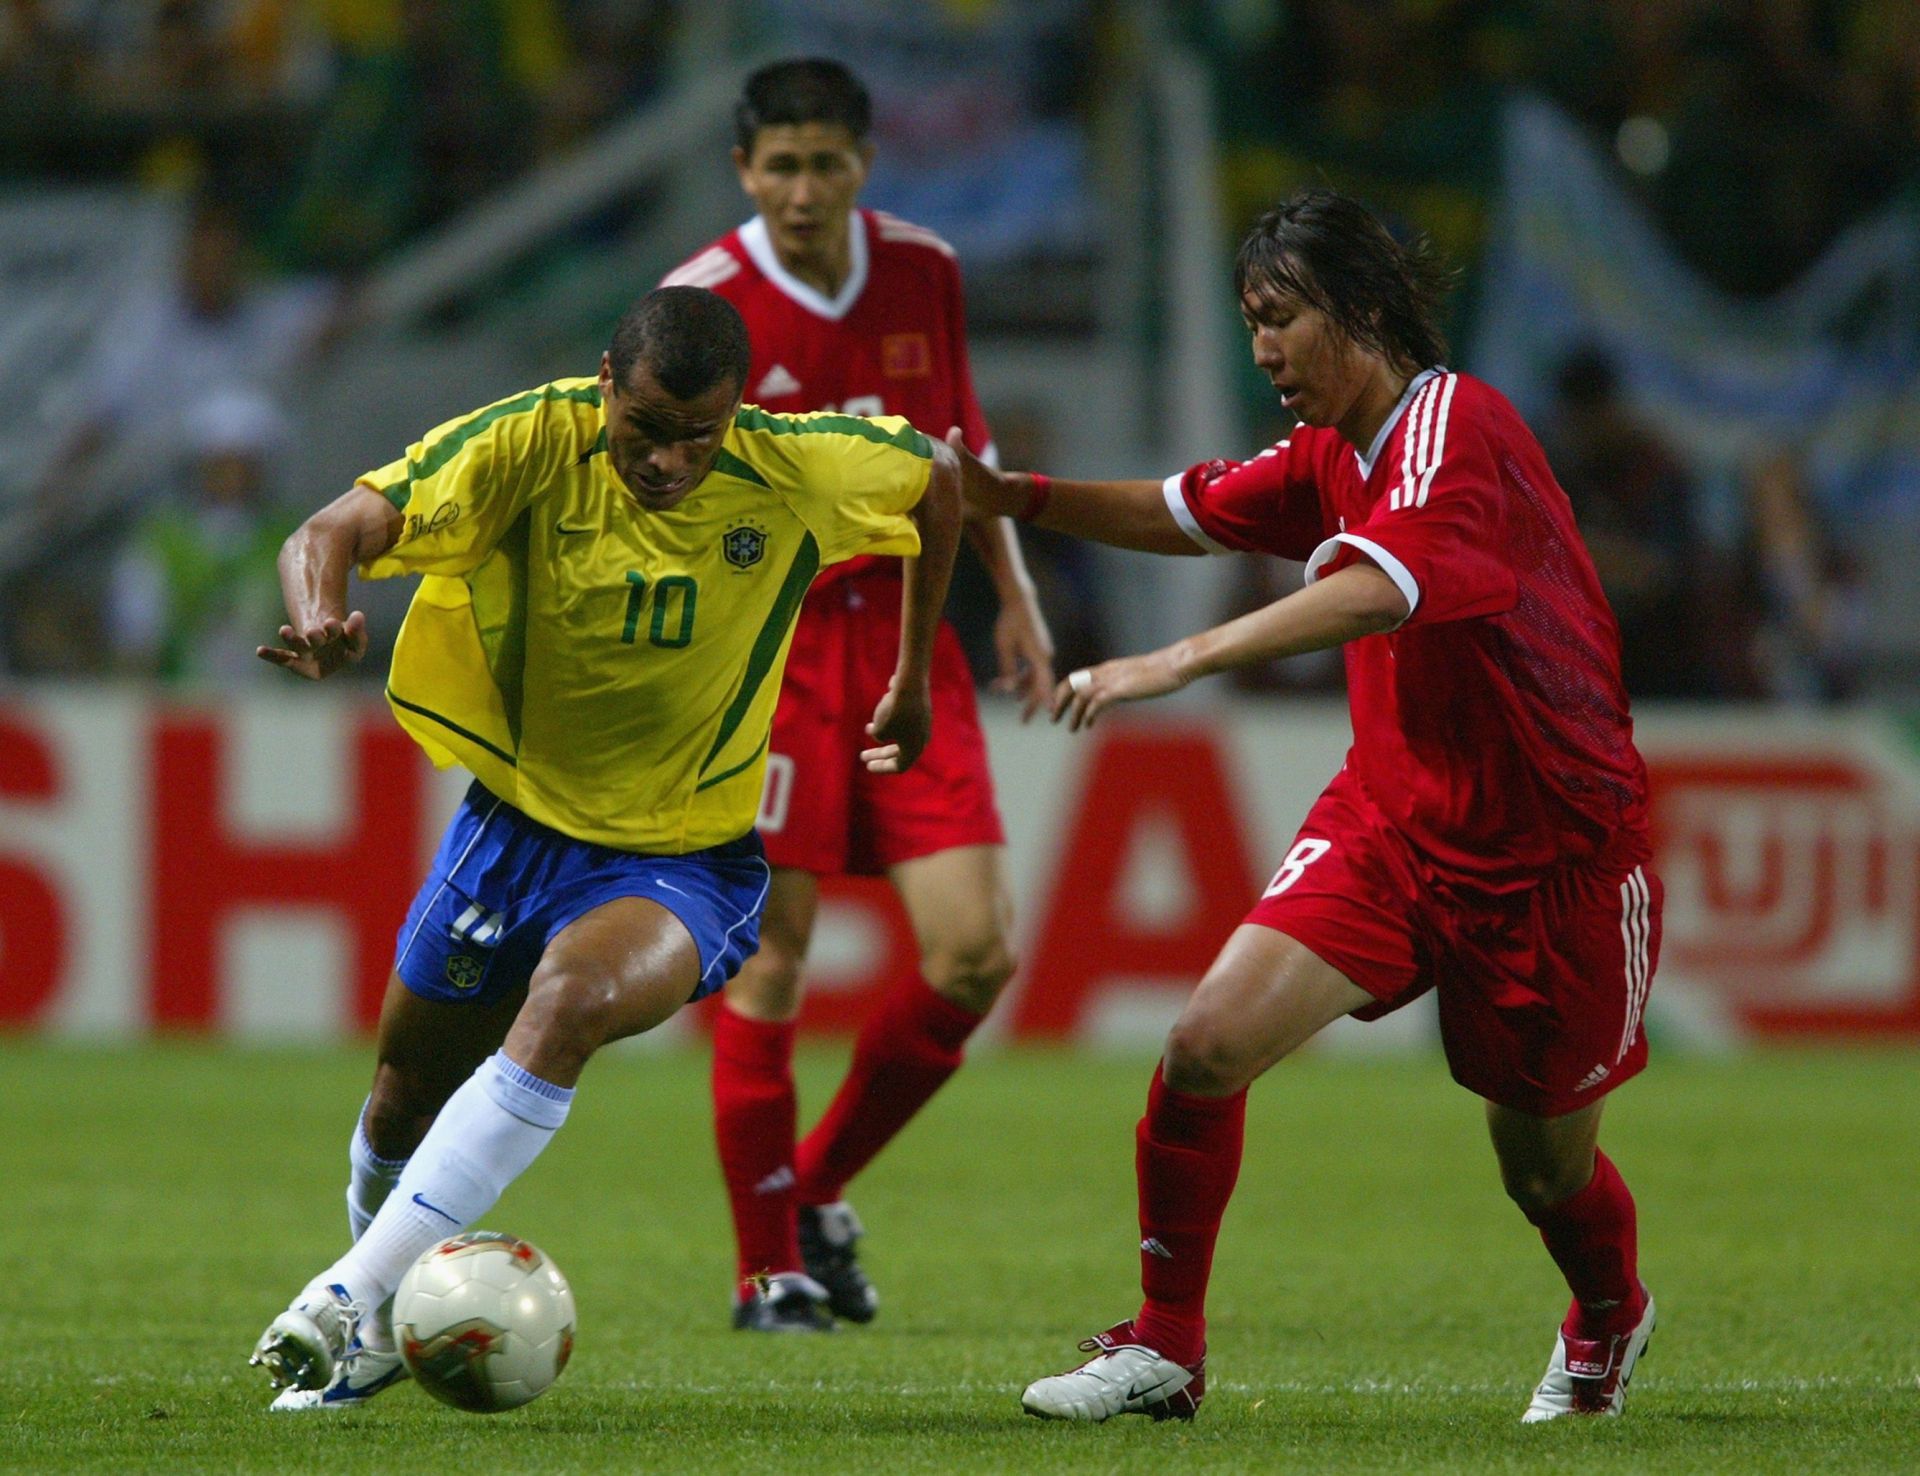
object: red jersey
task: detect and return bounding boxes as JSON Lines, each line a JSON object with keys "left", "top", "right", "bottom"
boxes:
{"left": 663, "top": 208, "right": 993, "bottom": 589}
{"left": 1169, "top": 370, "right": 1649, "bottom": 889}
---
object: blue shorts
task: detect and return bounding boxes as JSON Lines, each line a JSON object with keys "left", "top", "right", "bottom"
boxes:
{"left": 395, "top": 782, "right": 769, "bottom": 1007}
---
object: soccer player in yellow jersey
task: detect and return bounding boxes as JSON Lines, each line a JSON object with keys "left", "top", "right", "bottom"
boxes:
{"left": 248, "top": 286, "right": 961, "bottom": 1409}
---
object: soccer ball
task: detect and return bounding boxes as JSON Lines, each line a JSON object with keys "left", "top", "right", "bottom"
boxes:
{"left": 393, "top": 1231, "right": 576, "bottom": 1412}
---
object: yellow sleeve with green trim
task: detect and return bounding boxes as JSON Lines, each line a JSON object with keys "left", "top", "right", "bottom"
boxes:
{"left": 358, "top": 381, "right": 599, "bottom": 579}
{"left": 734, "top": 407, "right": 930, "bottom": 568}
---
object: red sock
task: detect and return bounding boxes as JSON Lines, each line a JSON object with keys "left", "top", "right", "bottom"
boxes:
{"left": 711, "top": 1003, "right": 800, "bottom": 1293}
{"left": 1525, "top": 1149, "right": 1645, "bottom": 1338}
{"left": 1131, "top": 1063, "right": 1247, "bottom": 1367}
{"left": 793, "top": 976, "right": 983, "bottom": 1204}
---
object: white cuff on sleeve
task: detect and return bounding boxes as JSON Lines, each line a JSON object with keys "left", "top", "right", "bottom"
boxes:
{"left": 1303, "top": 533, "right": 1420, "bottom": 622}
{"left": 1162, "top": 474, "right": 1234, "bottom": 555}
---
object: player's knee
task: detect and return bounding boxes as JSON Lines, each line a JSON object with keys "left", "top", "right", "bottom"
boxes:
{"left": 921, "top": 928, "right": 1016, "bottom": 1014}
{"left": 1163, "top": 1014, "right": 1257, "bottom": 1096}
{"left": 521, "top": 961, "right": 626, "bottom": 1068}
{"left": 726, "top": 942, "right": 807, "bottom": 1020}
{"left": 1499, "top": 1160, "right": 1592, "bottom": 1216}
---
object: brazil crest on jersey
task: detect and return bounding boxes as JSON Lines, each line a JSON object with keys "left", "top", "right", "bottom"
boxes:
{"left": 356, "top": 377, "right": 929, "bottom": 852}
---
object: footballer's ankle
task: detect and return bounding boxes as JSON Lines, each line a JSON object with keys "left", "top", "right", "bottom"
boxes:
{"left": 1131, "top": 1302, "right": 1204, "bottom": 1367}
{"left": 1569, "top": 1284, "right": 1648, "bottom": 1340}
{"left": 359, "top": 1296, "right": 398, "bottom": 1353}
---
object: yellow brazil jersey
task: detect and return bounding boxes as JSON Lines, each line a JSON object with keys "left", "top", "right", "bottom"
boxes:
{"left": 357, "top": 378, "right": 928, "bottom": 852}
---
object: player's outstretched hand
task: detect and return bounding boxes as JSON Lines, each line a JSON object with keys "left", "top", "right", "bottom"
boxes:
{"left": 257, "top": 610, "right": 369, "bottom": 681}
{"left": 862, "top": 675, "right": 934, "bottom": 773}
{"left": 944, "top": 428, "right": 1023, "bottom": 521}
{"left": 1052, "top": 650, "right": 1188, "bottom": 731}
{"left": 993, "top": 602, "right": 1057, "bottom": 722}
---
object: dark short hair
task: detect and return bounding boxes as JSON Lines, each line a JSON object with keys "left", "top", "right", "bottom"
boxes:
{"left": 735, "top": 57, "right": 870, "bottom": 154}
{"left": 607, "top": 287, "right": 750, "bottom": 401}
{"left": 1235, "top": 188, "right": 1456, "bottom": 371}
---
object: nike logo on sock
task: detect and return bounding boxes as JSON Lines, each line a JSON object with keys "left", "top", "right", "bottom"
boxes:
{"left": 412, "top": 1192, "right": 459, "bottom": 1224}
{"left": 1141, "top": 1237, "right": 1174, "bottom": 1259}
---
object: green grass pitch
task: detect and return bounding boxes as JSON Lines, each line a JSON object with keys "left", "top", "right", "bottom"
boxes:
{"left": 3, "top": 1040, "right": 1915, "bottom": 1473}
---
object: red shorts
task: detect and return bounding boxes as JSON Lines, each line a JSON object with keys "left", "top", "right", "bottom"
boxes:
{"left": 1248, "top": 770, "right": 1661, "bottom": 1116}
{"left": 757, "top": 570, "right": 1004, "bottom": 876}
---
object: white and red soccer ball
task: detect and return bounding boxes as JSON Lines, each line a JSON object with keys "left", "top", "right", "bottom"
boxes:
{"left": 394, "top": 1232, "right": 576, "bottom": 1412}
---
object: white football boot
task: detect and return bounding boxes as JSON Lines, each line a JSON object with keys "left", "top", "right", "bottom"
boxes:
{"left": 1522, "top": 1294, "right": 1656, "bottom": 1422}
{"left": 1022, "top": 1322, "right": 1206, "bottom": 1422}
{"left": 250, "top": 1283, "right": 364, "bottom": 1394}
{"left": 268, "top": 1339, "right": 410, "bottom": 1411}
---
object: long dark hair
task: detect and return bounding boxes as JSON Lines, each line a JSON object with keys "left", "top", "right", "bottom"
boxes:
{"left": 1234, "top": 189, "right": 1456, "bottom": 371}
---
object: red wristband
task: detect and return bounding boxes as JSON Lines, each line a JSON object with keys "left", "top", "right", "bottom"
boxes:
{"left": 1018, "top": 472, "right": 1052, "bottom": 523}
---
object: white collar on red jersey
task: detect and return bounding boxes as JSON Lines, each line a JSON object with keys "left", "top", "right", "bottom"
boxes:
{"left": 737, "top": 211, "right": 871, "bottom": 321}
{"left": 1354, "top": 366, "right": 1445, "bottom": 479}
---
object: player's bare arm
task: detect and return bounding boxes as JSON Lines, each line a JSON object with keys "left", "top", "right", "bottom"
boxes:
{"left": 963, "top": 514, "right": 1056, "bottom": 720}
{"left": 862, "top": 440, "right": 963, "bottom": 774}
{"left": 257, "top": 484, "right": 401, "bottom": 680}
{"left": 945, "top": 429, "right": 1200, "bottom": 556}
{"left": 1053, "top": 563, "right": 1408, "bottom": 731}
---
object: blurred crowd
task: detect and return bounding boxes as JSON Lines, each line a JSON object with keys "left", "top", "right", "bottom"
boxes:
{"left": 0, "top": 1, "right": 680, "bottom": 271}
{"left": 1200, "top": 0, "right": 1920, "bottom": 298}
{"left": 5, "top": 0, "right": 1913, "bottom": 288}
{"left": 0, "top": 0, "right": 1913, "bottom": 703}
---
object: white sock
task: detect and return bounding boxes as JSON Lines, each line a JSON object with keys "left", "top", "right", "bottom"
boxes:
{"left": 347, "top": 1103, "right": 409, "bottom": 1241}
{"left": 309, "top": 1052, "right": 573, "bottom": 1316}
{"left": 344, "top": 1104, "right": 412, "bottom": 1352}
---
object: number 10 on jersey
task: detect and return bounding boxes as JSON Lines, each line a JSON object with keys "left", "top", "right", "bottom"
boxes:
{"left": 622, "top": 573, "right": 697, "bottom": 648}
